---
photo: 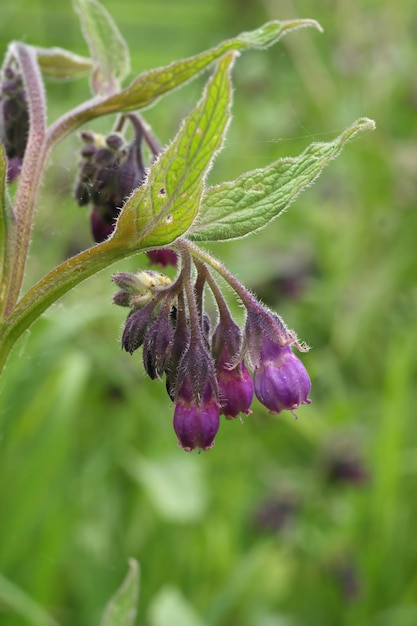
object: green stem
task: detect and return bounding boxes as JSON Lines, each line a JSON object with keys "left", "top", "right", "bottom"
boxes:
{"left": 0, "top": 237, "right": 131, "bottom": 375}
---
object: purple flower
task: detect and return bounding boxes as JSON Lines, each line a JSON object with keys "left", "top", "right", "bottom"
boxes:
{"left": 173, "top": 344, "right": 220, "bottom": 451}
{"left": 217, "top": 359, "right": 254, "bottom": 419}
{"left": 253, "top": 343, "right": 311, "bottom": 414}
{"left": 173, "top": 382, "right": 220, "bottom": 452}
{"left": 212, "top": 316, "right": 254, "bottom": 419}
{"left": 244, "top": 307, "right": 311, "bottom": 415}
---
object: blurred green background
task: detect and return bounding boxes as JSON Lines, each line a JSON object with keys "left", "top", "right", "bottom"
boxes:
{"left": 1, "top": 0, "right": 417, "bottom": 625}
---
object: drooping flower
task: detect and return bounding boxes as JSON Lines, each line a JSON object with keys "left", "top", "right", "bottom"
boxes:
{"left": 253, "top": 343, "right": 311, "bottom": 414}
{"left": 212, "top": 318, "right": 254, "bottom": 419}
{"left": 173, "top": 343, "right": 220, "bottom": 452}
{"left": 245, "top": 307, "right": 311, "bottom": 415}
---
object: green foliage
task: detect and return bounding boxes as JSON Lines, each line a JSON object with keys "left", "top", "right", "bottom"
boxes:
{"left": 116, "top": 53, "right": 234, "bottom": 248}
{"left": 73, "top": 0, "right": 130, "bottom": 94}
{"left": 190, "top": 117, "right": 375, "bottom": 242}
{"left": 35, "top": 47, "right": 93, "bottom": 81}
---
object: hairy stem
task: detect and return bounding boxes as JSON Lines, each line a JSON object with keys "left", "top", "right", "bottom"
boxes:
{"left": 182, "top": 239, "right": 258, "bottom": 308}
{"left": 3, "top": 43, "right": 47, "bottom": 314}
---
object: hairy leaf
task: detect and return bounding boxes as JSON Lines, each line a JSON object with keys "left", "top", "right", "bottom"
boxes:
{"left": 188, "top": 118, "right": 376, "bottom": 242}
{"left": 100, "top": 559, "right": 139, "bottom": 626}
{"left": 36, "top": 46, "right": 92, "bottom": 80}
{"left": 114, "top": 53, "right": 235, "bottom": 249}
{"left": 73, "top": 0, "right": 130, "bottom": 94}
{"left": 53, "top": 18, "right": 321, "bottom": 138}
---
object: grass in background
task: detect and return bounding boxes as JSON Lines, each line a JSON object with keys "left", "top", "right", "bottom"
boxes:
{"left": 1, "top": 0, "right": 417, "bottom": 625}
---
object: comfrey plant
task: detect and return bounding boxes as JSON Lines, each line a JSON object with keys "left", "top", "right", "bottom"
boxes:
{"left": 0, "top": 0, "right": 375, "bottom": 451}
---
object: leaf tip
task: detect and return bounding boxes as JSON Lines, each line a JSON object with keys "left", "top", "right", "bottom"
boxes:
{"left": 281, "top": 18, "right": 324, "bottom": 35}
{"left": 360, "top": 117, "right": 376, "bottom": 131}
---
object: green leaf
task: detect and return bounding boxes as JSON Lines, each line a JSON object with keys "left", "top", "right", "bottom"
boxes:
{"left": 73, "top": 0, "right": 130, "bottom": 94}
{"left": 114, "top": 53, "right": 235, "bottom": 249}
{"left": 52, "top": 18, "right": 321, "bottom": 136}
{"left": 35, "top": 46, "right": 92, "bottom": 80}
{"left": 93, "top": 18, "right": 321, "bottom": 112}
{"left": 188, "top": 118, "right": 376, "bottom": 242}
{"left": 100, "top": 559, "right": 140, "bottom": 626}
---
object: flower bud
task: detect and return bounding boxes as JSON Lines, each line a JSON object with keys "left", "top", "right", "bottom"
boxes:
{"left": 121, "top": 301, "right": 158, "bottom": 354}
{"left": 212, "top": 319, "right": 254, "bottom": 419}
{"left": 164, "top": 299, "right": 190, "bottom": 401}
{"left": 112, "top": 270, "right": 171, "bottom": 294}
{"left": 173, "top": 388, "right": 220, "bottom": 452}
{"left": 75, "top": 125, "right": 146, "bottom": 243}
{"left": 173, "top": 344, "right": 220, "bottom": 451}
{"left": 147, "top": 248, "right": 178, "bottom": 268}
{"left": 0, "top": 59, "right": 29, "bottom": 182}
{"left": 142, "top": 305, "right": 174, "bottom": 379}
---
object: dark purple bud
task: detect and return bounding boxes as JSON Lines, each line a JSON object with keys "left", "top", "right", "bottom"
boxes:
{"left": 80, "top": 143, "right": 97, "bottom": 159}
{"left": 164, "top": 301, "right": 190, "bottom": 401}
{"left": 90, "top": 207, "right": 116, "bottom": 243}
{"left": 147, "top": 248, "right": 178, "bottom": 268}
{"left": 80, "top": 130, "right": 95, "bottom": 143}
{"left": 121, "top": 301, "right": 157, "bottom": 354}
{"left": 142, "top": 305, "right": 174, "bottom": 379}
{"left": 112, "top": 290, "right": 131, "bottom": 307}
{"left": 105, "top": 132, "right": 124, "bottom": 151}
{"left": 253, "top": 343, "right": 311, "bottom": 414}
{"left": 0, "top": 58, "right": 29, "bottom": 182}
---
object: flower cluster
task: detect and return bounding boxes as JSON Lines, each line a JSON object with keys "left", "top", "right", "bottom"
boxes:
{"left": 113, "top": 246, "right": 311, "bottom": 451}
{"left": 74, "top": 114, "right": 177, "bottom": 268}
{"left": 74, "top": 125, "right": 146, "bottom": 243}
